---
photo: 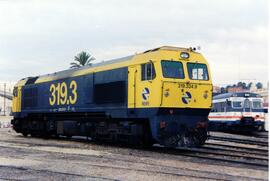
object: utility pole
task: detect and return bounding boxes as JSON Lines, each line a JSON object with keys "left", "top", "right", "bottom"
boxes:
{"left": 3, "top": 83, "right": 6, "bottom": 116}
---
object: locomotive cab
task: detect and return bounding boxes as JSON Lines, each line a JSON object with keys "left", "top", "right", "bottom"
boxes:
{"left": 128, "top": 47, "right": 212, "bottom": 146}
{"left": 158, "top": 50, "right": 212, "bottom": 146}
{"left": 129, "top": 48, "right": 212, "bottom": 109}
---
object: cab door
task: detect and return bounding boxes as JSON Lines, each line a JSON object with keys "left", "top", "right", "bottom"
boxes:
{"left": 128, "top": 66, "right": 137, "bottom": 109}
{"left": 136, "top": 61, "right": 159, "bottom": 108}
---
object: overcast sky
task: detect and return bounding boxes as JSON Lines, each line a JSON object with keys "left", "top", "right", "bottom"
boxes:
{"left": 0, "top": 0, "right": 268, "bottom": 87}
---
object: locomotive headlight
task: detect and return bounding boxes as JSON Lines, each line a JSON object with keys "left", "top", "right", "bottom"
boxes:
{"left": 203, "top": 90, "right": 208, "bottom": 99}
{"left": 180, "top": 52, "right": 189, "bottom": 59}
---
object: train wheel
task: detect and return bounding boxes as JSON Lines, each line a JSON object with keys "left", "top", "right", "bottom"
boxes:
{"left": 141, "top": 124, "right": 154, "bottom": 148}
{"left": 65, "top": 135, "right": 72, "bottom": 139}
{"left": 188, "top": 128, "right": 207, "bottom": 147}
{"left": 54, "top": 134, "right": 60, "bottom": 138}
{"left": 196, "top": 128, "right": 208, "bottom": 146}
{"left": 258, "top": 126, "right": 265, "bottom": 132}
{"left": 139, "top": 135, "right": 153, "bottom": 148}
{"left": 22, "top": 132, "right": 28, "bottom": 137}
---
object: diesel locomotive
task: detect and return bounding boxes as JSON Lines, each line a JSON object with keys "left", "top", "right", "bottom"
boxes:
{"left": 11, "top": 46, "right": 212, "bottom": 147}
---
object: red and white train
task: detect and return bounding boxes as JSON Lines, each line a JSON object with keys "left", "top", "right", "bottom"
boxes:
{"left": 209, "top": 92, "right": 265, "bottom": 132}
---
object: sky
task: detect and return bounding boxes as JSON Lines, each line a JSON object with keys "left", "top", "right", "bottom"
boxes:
{"left": 0, "top": 0, "right": 268, "bottom": 88}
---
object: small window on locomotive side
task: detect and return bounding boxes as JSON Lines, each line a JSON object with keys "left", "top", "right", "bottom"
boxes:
{"left": 13, "top": 87, "right": 18, "bottom": 97}
{"left": 141, "top": 62, "right": 156, "bottom": 81}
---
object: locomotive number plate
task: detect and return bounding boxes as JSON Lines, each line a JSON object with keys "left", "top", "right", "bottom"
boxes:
{"left": 178, "top": 83, "right": 198, "bottom": 89}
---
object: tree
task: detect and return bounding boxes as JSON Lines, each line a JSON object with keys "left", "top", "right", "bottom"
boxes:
{"left": 247, "top": 82, "right": 252, "bottom": 89}
{"left": 237, "top": 82, "right": 243, "bottom": 87}
{"left": 220, "top": 87, "right": 226, "bottom": 93}
{"left": 242, "top": 82, "right": 247, "bottom": 89}
{"left": 70, "top": 51, "right": 95, "bottom": 68}
{"left": 225, "top": 85, "right": 231, "bottom": 92}
{"left": 256, "top": 82, "right": 263, "bottom": 89}
{"left": 236, "top": 82, "right": 247, "bottom": 89}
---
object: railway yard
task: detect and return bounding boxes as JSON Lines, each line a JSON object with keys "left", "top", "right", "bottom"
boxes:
{"left": 0, "top": 0, "right": 268, "bottom": 180}
{"left": 0, "top": 118, "right": 268, "bottom": 181}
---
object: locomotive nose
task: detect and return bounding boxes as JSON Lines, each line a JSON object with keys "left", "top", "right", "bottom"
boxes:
{"left": 154, "top": 109, "right": 209, "bottom": 147}
{"left": 196, "top": 120, "right": 208, "bottom": 129}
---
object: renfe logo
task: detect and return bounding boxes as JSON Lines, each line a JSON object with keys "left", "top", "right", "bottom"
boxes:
{"left": 142, "top": 88, "right": 150, "bottom": 101}
{"left": 182, "top": 91, "right": 192, "bottom": 104}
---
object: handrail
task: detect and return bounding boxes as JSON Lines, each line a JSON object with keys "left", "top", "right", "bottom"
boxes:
{"left": 0, "top": 90, "right": 12, "bottom": 100}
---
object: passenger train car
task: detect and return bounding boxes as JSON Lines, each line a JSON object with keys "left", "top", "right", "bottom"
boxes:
{"left": 11, "top": 46, "right": 212, "bottom": 147}
{"left": 209, "top": 92, "right": 265, "bottom": 131}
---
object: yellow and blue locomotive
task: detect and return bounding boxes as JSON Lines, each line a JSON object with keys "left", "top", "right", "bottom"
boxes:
{"left": 11, "top": 46, "right": 212, "bottom": 147}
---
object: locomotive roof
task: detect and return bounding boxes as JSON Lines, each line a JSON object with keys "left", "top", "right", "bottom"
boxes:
{"left": 213, "top": 92, "right": 262, "bottom": 100}
{"left": 37, "top": 54, "right": 134, "bottom": 80}
{"left": 18, "top": 46, "right": 201, "bottom": 86}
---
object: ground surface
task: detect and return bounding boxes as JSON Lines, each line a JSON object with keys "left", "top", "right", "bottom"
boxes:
{"left": 0, "top": 118, "right": 268, "bottom": 180}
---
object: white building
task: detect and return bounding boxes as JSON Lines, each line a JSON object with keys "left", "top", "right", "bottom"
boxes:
{"left": 0, "top": 82, "right": 14, "bottom": 116}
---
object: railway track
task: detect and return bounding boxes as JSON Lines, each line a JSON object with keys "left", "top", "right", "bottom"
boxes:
{"left": 209, "top": 135, "right": 268, "bottom": 146}
{"left": 150, "top": 145, "right": 268, "bottom": 169}
{"left": 251, "top": 132, "right": 269, "bottom": 139}
{"left": 0, "top": 137, "right": 267, "bottom": 181}
{"left": 1, "top": 129, "right": 269, "bottom": 173}
{"left": 176, "top": 153, "right": 267, "bottom": 168}
{"left": 153, "top": 132, "right": 268, "bottom": 169}
{"left": 0, "top": 156, "right": 264, "bottom": 181}
{"left": 205, "top": 142, "right": 268, "bottom": 156}
{"left": 193, "top": 132, "right": 269, "bottom": 168}
{"left": 2, "top": 133, "right": 268, "bottom": 170}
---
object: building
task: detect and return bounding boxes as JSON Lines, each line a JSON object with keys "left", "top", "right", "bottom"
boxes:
{"left": 253, "top": 88, "right": 269, "bottom": 108}
{"left": 0, "top": 82, "right": 14, "bottom": 116}
{"left": 227, "top": 86, "right": 248, "bottom": 93}
{"left": 0, "top": 96, "right": 12, "bottom": 116}
{"left": 213, "top": 86, "right": 221, "bottom": 93}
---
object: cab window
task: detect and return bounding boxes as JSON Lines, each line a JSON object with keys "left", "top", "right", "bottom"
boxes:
{"left": 212, "top": 102, "right": 228, "bottom": 112}
{"left": 187, "top": 63, "right": 208, "bottom": 80}
{"left": 232, "top": 101, "right": 243, "bottom": 108}
{"left": 161, "top": 60, "right": 184, "bottom": 79}
{"left": 141, "top": 62, "right": 156, "bottom": 81}
{"left": 252, "top": 100, "right": 263, "bottom": 109}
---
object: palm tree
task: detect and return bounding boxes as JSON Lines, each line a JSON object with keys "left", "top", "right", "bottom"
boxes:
{"left": 70, "top": 51, "right": 95, "bottom": 68}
